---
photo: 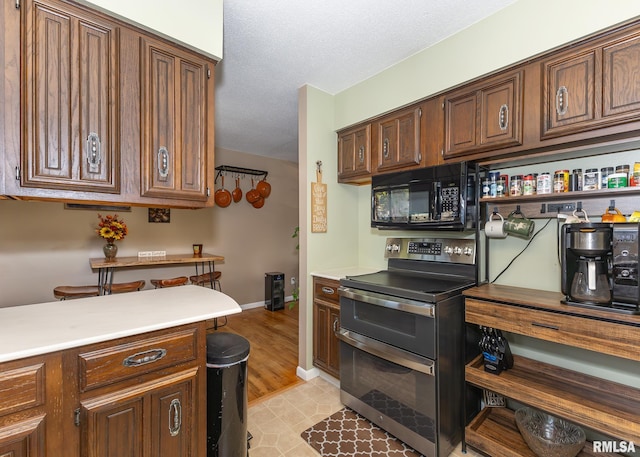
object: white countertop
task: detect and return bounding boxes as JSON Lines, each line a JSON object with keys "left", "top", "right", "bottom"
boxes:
{"left": 310, "top": 266, "right": 380, "bottom": 281}
{"left": 0, "top": 285, "right": 241, "bottom": 363}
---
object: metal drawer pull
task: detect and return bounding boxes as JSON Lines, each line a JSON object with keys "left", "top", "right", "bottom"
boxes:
{"left": 86, "top": 133, "right": 101, "bottom": 173}
{"left": 338, "top": 329, "right": 434, "bottom": 376}
{"left": 158, "top": 146, "right": 170, "bottom": 179}
{"left": 498, "top": 104, "right": 509, "bottom": 131}
{"left": 321, "top": 286, "right": 335, "bottom": 295}
{"left": 531, "top": 322, "right": 560, "bottom": 331}
{"left": 555, "top": 86, "right": 568, "bottom": 116}
{"left": 169, "top": 399, "right": 182, "bottom": 436}
{"left": 122, "top": 348, "right": 167, "bottom": 367}
{"left": 339, "top": 286, "right": 435, "bottom": 318}
{"left": 332, "top": 316, "right": 340, "bottom": 333}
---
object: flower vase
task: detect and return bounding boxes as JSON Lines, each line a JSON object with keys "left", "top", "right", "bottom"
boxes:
{"left": 103, "top": 240, "right": 118, "bottom": 261}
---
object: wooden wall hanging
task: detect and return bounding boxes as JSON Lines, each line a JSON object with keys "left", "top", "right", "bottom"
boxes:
{"left": 311, "top": 161, "right": 327, "bottom": 233}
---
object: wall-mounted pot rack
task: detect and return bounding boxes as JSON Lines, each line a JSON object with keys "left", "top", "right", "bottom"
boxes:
{"left": 214, "top": 165, "right": 268, "bottom": 184}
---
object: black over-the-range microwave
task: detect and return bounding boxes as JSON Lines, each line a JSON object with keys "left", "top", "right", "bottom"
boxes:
{"left": 371, "top": 162, "right": 478, "bottom": 230}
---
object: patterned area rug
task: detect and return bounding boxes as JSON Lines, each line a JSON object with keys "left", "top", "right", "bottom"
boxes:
{"left": 301, "top": 407, "right": 423, "bottom": 457}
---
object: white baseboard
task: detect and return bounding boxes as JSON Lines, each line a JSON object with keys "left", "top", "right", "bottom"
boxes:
{"left": 296, "top": 366, "right": 320, "bottom": 381}
{"left": 240, "top": 301, "right": 264, "bottom": 310}
{"left": 240, "top": 295, "right": 295, "bottom": 311}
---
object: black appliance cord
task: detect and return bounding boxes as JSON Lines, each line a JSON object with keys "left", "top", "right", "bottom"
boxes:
{"left": 491, "top": 218, "right": 553, "bottom": 284}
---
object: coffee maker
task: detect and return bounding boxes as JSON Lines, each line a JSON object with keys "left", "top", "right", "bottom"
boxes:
{"left": 561, "top": 222, "right": 640, "bottom": 314}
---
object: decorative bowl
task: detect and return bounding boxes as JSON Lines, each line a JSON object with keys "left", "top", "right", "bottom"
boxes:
{"left": 515, "top": 407, "right": 586, "bottom": 457}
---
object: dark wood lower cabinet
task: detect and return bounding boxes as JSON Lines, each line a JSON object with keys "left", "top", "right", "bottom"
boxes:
{"left": 81, "top": 369, "right": 197, "bottom": 457}
{"left": 0, "top": 322, "right": 206, "bottom": 457}
{"left": 312, "top": 277, "right": 340, "bottom": 379}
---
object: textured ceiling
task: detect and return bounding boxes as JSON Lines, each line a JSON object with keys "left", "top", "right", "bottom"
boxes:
{"left": 214, "top": 0, "right": 518, "bottom": 163}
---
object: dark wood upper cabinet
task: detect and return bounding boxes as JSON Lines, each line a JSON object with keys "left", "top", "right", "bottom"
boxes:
{"left": 141, "top": 37, "right": 209, "bottom": 202}
{"left": 337, "top": 124, "right": 371, "bottom": 183}
{"left": 444, "top": 69, "right": 523, "bottom": 159}
{"left": 374, "top": 104, "right": 422, "bottom": 173}
{"left": 21, "top": 0, "right": 119, "bottom": 193}
{"left": 542, "top": 27, "right": 640, "bottom": 139}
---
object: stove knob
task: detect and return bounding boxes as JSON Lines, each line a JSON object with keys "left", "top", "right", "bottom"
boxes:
{"left": 463, "top": 247, "right": 474, "bottom": 256}
{"left": 444, "top": 246, "right": 453, "bottom": 255}
{"left": 453, "top": 247, "right": 463, "bottom": 255}
{"left": 392, "top": 244, "right": 400, "bottom": 252}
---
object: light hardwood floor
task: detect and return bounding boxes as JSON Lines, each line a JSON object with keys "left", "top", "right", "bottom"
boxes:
{"left": 212, "top": 303, "right": 302, "bottom": 404}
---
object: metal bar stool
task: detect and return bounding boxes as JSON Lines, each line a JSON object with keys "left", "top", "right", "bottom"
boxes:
{"left": 150, "top": 276, "right": 189, "bottom": 288}
{"left": 189, "top": 271, "right": 222, "bottom": 291}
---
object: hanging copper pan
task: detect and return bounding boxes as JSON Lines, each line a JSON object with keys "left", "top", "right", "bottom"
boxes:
{"left": 232, "top": 177, "right": 243, "bottom": 203}
{"left": 256, "top": 177, "right": 271, "bottom": 198}
{"left": 246, "top": 178, "right": 261, "bottom": 203}
{"left": 214, "top": 176, "right": 232, "bottom": 207}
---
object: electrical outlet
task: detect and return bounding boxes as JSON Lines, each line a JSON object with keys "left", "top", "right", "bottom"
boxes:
{"left": 290, "top": 277, "right": 296, "bottom": 285}
{"left": 151, "top": 251, "right": 166, "bottom": 257}
{"left": 138, "top": 251, "right": 153, "bottom": 257}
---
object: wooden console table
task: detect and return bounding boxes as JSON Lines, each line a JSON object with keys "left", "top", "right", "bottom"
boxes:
{"left": 90, "top": 253, "right": 224, "bottom": 295}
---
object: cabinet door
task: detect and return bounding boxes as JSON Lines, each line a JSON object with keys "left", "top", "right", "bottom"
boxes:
{"left": 0, "top": 416, "right": 45, "bottom": 457}
{"left": 81, "top": 371, "right": 196, "bottom": 457}
{"left": 602, "top": 32, "right": 640, "bottom": 119}
{"left": 542, "top": 50, "right": 596, "bottom": 138}
{"left": 21, "top": 0, "right": 119, "bottom": 193}
{"left": 337, "top": 124, "right": 371, "bottom": 181}
{"left": 327, "top": 307, "right": 341, "bottom": 377}
{"left": 445, "top": 70, "right": 522, "bottom": 158}
{"left": 312, "top": 302, "right": 329, "bottom": 370}
{"left": 141, "top": 38, "right": 209, "bottom": 202}
{"left": 375, "top": 106, "right": 422, "bottom": 173}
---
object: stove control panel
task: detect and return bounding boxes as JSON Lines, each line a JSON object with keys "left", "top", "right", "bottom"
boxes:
{"left": 385, "top": 237, "right": 476, "bottom": 264}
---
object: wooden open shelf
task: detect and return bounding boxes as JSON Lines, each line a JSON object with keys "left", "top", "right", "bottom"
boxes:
{"left": 465, "top": 354, "right": 640, "bottom": 443}
{"left": 465, "top": 407, "right": 621, "bottom": 457}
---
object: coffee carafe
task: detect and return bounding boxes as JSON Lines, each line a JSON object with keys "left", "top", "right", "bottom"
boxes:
{"left": 561, "top": 223, "right": 613, "bottom": 306}
{"left": 569, "top": 258, "right": 611, "bottom": 303}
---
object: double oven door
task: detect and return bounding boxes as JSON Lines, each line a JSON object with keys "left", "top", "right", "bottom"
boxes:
{"left": 338, "top": 286, "right": 439, "bottom": 456}
{"left": 338, "top": 284, "right": 474, "bottom": 457}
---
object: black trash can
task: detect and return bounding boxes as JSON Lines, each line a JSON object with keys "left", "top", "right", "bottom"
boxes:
{"left": 206, "top": 332, "right": 250, "bottom": 457}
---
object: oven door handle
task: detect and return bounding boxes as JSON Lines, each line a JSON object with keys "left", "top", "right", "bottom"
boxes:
{"left": 337, "top": 329, "right": 435, "bottom": 376}
{"left": 338, "top": 286, "right": 435, "bottom": 318}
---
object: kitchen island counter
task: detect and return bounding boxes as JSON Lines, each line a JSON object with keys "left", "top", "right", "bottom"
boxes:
{"left": 0, "top": 285, "right": 241, "bottom": 363}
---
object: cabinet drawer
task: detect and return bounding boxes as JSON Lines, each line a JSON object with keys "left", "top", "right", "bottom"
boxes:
{"left": 313, "top": 278, "right": 340, "bottom": 305}
{"left": 0, "top": 363, "right": 45, "bottom": 416}
{"left": 78, "top": 328, "right": 198, "bottom": 391}
{"left": 466, "top": 298, "right": 640, "bottom": 362}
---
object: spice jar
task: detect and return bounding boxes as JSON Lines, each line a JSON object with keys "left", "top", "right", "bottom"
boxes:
{"left": 523, "top": 174, "right": 535, "bottom": 196}
{"left": 583, "top": 168, "right": 599, "bottom": 190}
{"left": 510, "top": 175, "right": 523, "bottom": 196}
{"left": 537, "top": 173, "right": 551, "bottom": 194}
{"left": 601, "top": 167, "right": 614, "bottom": 189}
{"left": 553, "top": 170, "right": 569, "bottom": 193}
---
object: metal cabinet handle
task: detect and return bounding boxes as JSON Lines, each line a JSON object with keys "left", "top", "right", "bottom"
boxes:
{"left": 555, "top": 86, "right": 568, "bottom": 116}
{"left": 87, "top": 133, "right": 101, "bottom": 173}
{"left": 158, "top": 147, "right": 170, "bottom": 179}
{"left": 122, "top": 348, "right": 167, "bottom": 367}
{"left": 383, "top": 138, "right": 390, "bottom": 159}
{"left": 498, "top": 104, "right": 509, "bottom": 131}
{"left": 332, "top": 316, "right": 339, "bottom": 333}
{"left": 169, "top": 399, "right": 182, "bottom": 436}
{"left": 321, "top": 286, "right": 335, "bottom": 295}
{"left": 358, "top": 146, "right": 365, "bottom": 163}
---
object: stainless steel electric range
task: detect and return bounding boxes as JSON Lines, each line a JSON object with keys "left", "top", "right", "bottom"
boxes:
{"left": 338, "top": 237, "right": 480, "bottom": 457}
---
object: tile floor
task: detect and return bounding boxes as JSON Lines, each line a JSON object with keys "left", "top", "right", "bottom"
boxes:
{"left": 247, "top": 375, "right": 484, "bottom": 457}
